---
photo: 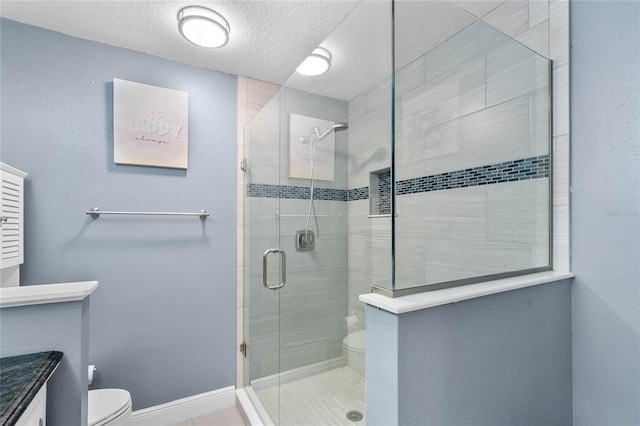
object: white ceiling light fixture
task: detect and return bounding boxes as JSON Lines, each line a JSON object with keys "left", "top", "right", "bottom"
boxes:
{"left": 177, "top": 6, "right": 230, "bottom": 48}
{"left": 296, "top": 47, "right": 332, "bottom": 76}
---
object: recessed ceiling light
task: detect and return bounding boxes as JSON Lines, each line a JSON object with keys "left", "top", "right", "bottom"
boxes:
{"left": 296, "top": 47, "right": 332, "bottom": 76}
{"left": 177, "top": 6, "right": 230, "bottom": 48}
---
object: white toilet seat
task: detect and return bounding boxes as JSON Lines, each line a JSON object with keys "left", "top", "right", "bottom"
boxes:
{"left": 88, "top": 389, "right": 132, "bottom": 426}
{"left": 343, "top": 330, "right": 366, "bottom": 353}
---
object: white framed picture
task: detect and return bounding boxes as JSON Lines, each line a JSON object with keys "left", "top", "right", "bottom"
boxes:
{"left": 113, "top": 78, "right": 188, "bottom": 169}
{"left": 289, "top": 113, "right": 335, "bottom": 181}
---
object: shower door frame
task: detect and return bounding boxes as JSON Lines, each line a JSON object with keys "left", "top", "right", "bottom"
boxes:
{"left": 241, "top": 88, "right": 284, "bottom": 425}
{"left": 241, "top": 85, "right": 353, "bottom": 425}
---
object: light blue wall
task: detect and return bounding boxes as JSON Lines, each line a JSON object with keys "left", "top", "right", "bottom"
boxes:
{"left": 1, "top": 300, "right": 90, "bottom": 426}
{"left": 365, "top": 307, "right": 398, "bottom": 426}
{"left": 570, "top": 1, "right": 640, "bottom": 424}
{"left": 367, "top": 281, "right": 573, "bottom": 425}
{"left": 0, "top": 19, "right": 237, "bottom": 410}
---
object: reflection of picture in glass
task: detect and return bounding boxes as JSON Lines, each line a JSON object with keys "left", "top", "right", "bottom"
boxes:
{"left": 113, "top": 78, "right": 188, "bottom": 169}
{"left": 289, "top": 113, "right": 335, "bottom": 181}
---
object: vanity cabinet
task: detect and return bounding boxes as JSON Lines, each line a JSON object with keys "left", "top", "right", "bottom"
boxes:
{"left": 0, "top": 163, "right": 27, "bottom": 286}
{"left": 0, "top": 351, "right": 62, "bottom": 426}
{"left": 15, "top": 384, "right": 46, "bottom": 426}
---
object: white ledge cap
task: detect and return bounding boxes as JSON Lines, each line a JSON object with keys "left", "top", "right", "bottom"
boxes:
{"left": 0, "top": 162, "right": 28, "bottom": 178}
{"left": 0, "top": 281, "right": 98, "bottom": 308}
{"left": 360, "top": 271, "right": 574, "bottom": 315}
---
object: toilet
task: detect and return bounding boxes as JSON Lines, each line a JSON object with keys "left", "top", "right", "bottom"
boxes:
{"left": 342, "top": 330, "right": 366, "bottom": 376}
{"left": 88, "top": 389, "right": 132, "bottom": 426}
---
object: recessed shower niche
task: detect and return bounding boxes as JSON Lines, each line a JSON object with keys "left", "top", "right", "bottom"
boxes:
{"left": 370, "top": 168, "right": 391, "bottom": 216}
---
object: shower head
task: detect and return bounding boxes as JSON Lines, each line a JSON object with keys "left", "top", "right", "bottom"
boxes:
{"left": 316, "top": 122, "right": 349, "bottom": 141}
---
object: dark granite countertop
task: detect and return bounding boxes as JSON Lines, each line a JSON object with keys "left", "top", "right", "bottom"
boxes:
{"left": 0, "top": 351, "right": 63, "bottom": 426}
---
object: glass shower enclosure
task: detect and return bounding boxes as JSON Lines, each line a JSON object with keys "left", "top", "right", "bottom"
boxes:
{"left": 242, "top": 0, "right": 551, "bottom": 424}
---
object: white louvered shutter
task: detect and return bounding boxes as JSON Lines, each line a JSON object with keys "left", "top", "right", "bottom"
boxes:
{"left": 1, "top": 167, "right": 25, "bottom": 269}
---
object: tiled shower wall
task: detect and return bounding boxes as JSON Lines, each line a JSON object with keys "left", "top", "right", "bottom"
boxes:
{"left": 238, "top": 0, "right": 570, "bottom": 379}
{"left": 244, "top": 87, "right": 349, "bottom": 381}
{"left": 347, "top": 0, "right": 569, "bottom": 311}
{"left": 395, "top": 21, "right": 551, "bottom": 289}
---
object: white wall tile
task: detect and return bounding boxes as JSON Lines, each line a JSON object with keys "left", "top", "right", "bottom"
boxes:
{"left": 421, "top": 95, "right": 532, "bottom": 175}
{"left": 553, "top": 63, "right": 569, "bottom": 136}
{"left": 423, "top": 239, "right": 534, "bottom": 286}
{"left": 348, "top": 105, "right": 391, "bottom": 189}
{"left": 516, "top": 20, "right": 550, "bottom": 58}
{"left": 549, "top": 0, "right": 569, "bottom": 67}
{"left": 529, "top": 0, "right": 549, "bottom": 28}
{"left": 532, "top": 242, "right": 551, "bottom": 268}
{"left": 553, "top": 134, "right": 570, "bottom": 194}
{"left": 348, "top": 92, "right": 365, "bottom": 121}
{"left": 483, "top": 0, "right": 530, "bottom": 38}
{"left": 486, "top": 178, "right": 550, "bottom": 245}
{"left": 548, "top": 0, "right": 570, "bottom": 271}
{"left": 422, "top": 21, "right": 511, "bottom": 83}
{"left": 399, "top": 187, "right": 487, "bottom": 218}
{"left": 395, "top": 56, "right": 425, "bottom": 99}
{"left": 394, "top": 236, "right": 426, "bottom": 288}
{"left": 364, "top": 78, "right": 392, "bottom": 115}
{"left": 453, "top": 0, "right": 507, "bottom": 18}
{"left": 409, "top": 55, "right": 487, "bottom": 129}
{"left": 530, "top": 88, "right": 553, "bottom": 156}
{"left": 552, "top": 135, "right": 570, "bottom": 272}
{"left": 397, "top": 57, "right": 487, "bottom": 173}
{"left": 486, "top": 38, "right": 550, "bottom": 106}
{"left": 397, "top": 190, "right": 488, "bottom": 242}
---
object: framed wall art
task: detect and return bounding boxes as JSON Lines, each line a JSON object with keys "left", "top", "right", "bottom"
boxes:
{"left": 113, "top": 78, "right": 188, "bottom": 169}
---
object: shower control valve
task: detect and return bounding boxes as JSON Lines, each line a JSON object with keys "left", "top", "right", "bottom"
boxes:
{"left": 296, "top": 230, "right": 315, "bottom": 252}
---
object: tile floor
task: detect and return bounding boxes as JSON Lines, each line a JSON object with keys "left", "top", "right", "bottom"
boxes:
{"left": 256, "top": 366, "right": 365, "bottom": 426}
{"left": 169, "top": 404, "right": 246, "bottom": 426}
{"left": 170, "top": 366, "right": 364, "bottom": 426}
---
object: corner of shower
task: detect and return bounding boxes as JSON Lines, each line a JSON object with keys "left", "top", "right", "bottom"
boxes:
{"left": 238, "top": 0, "right": 554, "bottom": 424}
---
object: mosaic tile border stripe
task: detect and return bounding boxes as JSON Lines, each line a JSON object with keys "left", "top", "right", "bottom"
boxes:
{"left": 348, "top": 187, "right": 369, "bottom": 201}
{"left": 246, "top": 155, "right": 549, "bottom": 200}
{"left": 246, "top": 183, "right": 348, "bottom": 201}
{"left": 396, "top": 155, "right": 549, "bottom": 195}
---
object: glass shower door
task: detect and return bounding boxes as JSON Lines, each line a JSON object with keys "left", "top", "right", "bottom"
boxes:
{"left": 242, "top": 90, "right": 285, "bottom": 423}
{"left": 242, "top": 2, "right": 391, "bottom": 423}
{"left": 243, "top": 83, "right": 356, "bottom": 425}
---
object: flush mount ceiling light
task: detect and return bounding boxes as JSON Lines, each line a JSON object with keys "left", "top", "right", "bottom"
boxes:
{"left": 177, "top": 6, "right": 230, "bottom": 48}
{"left": 296, "top": 47, "right": 332, "bottom": 76}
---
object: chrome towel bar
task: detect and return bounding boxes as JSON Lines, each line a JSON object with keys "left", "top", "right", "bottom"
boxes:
{"left": 86, "top": 208, "right": 209, "bottom": 220}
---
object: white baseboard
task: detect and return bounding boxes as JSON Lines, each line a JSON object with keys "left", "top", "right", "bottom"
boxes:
{"left": 128, "top": 359, "right": 346, "bottom": 425}
{"left": 130, "top": 386, "right": 236, "bottom": 425}
{"left": 250, "top": 357, "right": 346, "bottom": 393}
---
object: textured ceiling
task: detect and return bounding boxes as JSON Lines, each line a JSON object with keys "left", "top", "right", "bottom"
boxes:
{"left": 0, "top": 1, "right": 361, "bottom": 85}
{"left": 0, "top": 1, "right": 504, "bottom": 101}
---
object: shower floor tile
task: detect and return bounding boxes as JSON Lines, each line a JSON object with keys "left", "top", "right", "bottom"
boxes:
{"left": 256, "top": 366, "right": 365, "bottom": 426}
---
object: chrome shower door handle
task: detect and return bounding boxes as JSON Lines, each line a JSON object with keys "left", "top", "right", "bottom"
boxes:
{"left": 263, "top": 248, "right": 286, "bottom": 290}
